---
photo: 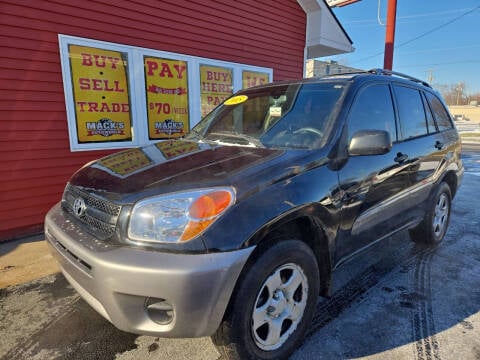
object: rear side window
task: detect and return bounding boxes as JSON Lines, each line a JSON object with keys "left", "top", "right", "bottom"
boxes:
{"left": 425, "top": 92, "right": 453, "bottom": 131}
{"left": 348, "top": 84, "right": 396, "bottom": 141}
{"left": 422, "top": 92, "right": 438, "bottom": 133}
{"left": 393, "top": 85, "right": 428, "bottom": 140}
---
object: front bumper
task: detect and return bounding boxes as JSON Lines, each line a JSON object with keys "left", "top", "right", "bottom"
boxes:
{"left": 45, "top": 203, "right": 255, "bottom": 337}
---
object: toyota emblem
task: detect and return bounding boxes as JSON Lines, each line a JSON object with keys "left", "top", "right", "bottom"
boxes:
{"left": 73, "top": 197, "right": 86, "bottom": 218}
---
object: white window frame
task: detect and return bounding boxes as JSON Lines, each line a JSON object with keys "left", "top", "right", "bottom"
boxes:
{"left": 59, "top": 35, "right": 273, "bottom": 151}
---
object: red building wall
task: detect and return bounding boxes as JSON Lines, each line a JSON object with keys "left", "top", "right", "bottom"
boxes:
{"left": 0, "top": 0, "right": 306, "bottom": 241}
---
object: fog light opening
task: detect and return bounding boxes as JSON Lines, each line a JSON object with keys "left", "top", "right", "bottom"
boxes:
{"left": 145, "top": 298, "right": 174, "bottom": 325}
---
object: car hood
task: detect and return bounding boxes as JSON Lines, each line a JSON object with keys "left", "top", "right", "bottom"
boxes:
{"left": 69, "top": 139, "right": 317, "bottom": 203}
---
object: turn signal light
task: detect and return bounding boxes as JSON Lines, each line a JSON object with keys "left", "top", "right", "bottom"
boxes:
{"left": 180, "top": 190, "right": 234, "bottom": 241}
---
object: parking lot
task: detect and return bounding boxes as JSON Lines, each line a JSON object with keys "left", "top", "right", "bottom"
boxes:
{"left": 1, "top": 149, "right": 479, "bottom": 360}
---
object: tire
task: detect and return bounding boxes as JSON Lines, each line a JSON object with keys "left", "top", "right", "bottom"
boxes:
{"left": 409, "top": 182, "right": 452, "bottom": 245}
{"left": 212, "top": 240, "right": 320, "bottom": 360}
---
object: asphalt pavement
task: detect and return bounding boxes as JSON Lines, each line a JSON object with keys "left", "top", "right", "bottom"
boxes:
{"left": 1, "top": 149, "right": 479, "bottom": 360}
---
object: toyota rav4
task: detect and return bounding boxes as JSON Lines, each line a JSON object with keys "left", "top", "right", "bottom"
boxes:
{"left": 45, "top": 69, "right": 463, "bottom": 360}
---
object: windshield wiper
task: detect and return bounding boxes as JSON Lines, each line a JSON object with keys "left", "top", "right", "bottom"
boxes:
{"left": 206, "top": 132, "right": 264, "bottom": 148}
{"left": 186, "top": 128, "right": 205, "bottom": 140}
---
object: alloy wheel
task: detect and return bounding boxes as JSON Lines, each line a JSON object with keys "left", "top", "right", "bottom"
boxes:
{"left": 433, "top": 192, "right": 449, "bottom": 237}
{"left": 251, "top": 263, "right": 308, "bottom": 351}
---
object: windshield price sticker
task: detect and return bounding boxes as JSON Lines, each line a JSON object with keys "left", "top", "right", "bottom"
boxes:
{"left": 224, "top": 95, "right": 248, "bottom": 106}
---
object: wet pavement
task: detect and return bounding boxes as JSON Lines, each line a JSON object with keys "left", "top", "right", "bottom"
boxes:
{"left": 1, "top": 150, "right": 479, "bottom": 360}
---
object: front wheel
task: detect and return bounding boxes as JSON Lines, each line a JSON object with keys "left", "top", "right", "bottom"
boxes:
{"left": 212, "top": 240, "right": 319, "bottom": 360}
{"left": 409, "top": 182, "right": 452, "bottom": 245}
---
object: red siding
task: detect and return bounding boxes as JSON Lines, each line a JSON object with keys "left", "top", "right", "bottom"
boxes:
{"left": 0, "top": 0, "right": 306, "bottom": 241}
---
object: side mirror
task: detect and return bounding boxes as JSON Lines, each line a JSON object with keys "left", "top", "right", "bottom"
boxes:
{"left": 349, "top": 130, "right": 392, "bottom": 156}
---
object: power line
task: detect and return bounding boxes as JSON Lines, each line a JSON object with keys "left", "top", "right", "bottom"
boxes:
{"left": 397, "top": 44, "right": 480, "bottom": 56}
{"left": 399, "top": 60, "right": 480, "bottom": 69}
{"left": 351, "top": 5, "right": 480, "bottom": 65}
{"left": 395, "top": 5, "right": 480, "bottom": 49}
{"left": 344, "top": 8, "right": 473, "bottom": 25}
{"left": 398, "top": 8, "right": 474, "bottom": 20}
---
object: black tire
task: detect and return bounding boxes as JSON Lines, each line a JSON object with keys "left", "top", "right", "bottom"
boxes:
{"left": 409, "top": 182, "right": 452, "bottom": 245}
{"left": 212, "top": 240, "right": 319, "bottom": 360}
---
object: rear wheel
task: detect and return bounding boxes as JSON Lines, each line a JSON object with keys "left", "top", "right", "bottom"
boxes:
{"left": 212, "top": 240, "right": 319, "bottom": 360}
{"left": 409, "top": 182, "right": 452, "bottom": 245}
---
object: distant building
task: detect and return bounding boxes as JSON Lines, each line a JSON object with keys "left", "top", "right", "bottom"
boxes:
{"left": 305, "top": 59, "right": 361, "bottom": 77}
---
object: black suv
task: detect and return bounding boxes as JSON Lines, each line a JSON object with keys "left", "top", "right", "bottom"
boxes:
{"left": 45, "top": 69, "right": 463, "bottom": 360}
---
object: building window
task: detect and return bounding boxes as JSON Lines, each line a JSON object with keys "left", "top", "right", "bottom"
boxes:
{"left": 68, "top": 44, "right": 133, "bottom": 144}
{"left": 200, "top": 65, "right": 233, "bottom": 117}
{"left": 242, "top": 70, "right": 270, "bottom": 89}
{"left": 59, "top": 35, "right": 272, "bottom": 151}
{"left": 144, "top": 56, "right": 189, "bottom": 140}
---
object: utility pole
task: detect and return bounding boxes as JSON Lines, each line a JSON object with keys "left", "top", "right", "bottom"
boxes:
{"left": 456, "top": 83, "right": 463, "bottom": 105}
{"left": 426, "top": 69, "right": 434, "bottom": 84}
{"left": 383, "top": 0, "right": 397, "bottom": 70}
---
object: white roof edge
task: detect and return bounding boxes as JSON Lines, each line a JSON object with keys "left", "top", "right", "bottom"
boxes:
{"left": 297, "top": 0, "right": 354, "bottom": 59}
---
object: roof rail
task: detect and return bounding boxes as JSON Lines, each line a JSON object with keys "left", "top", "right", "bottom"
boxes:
{"left": 368, "top": 68, "right": 431, "bottom": 88}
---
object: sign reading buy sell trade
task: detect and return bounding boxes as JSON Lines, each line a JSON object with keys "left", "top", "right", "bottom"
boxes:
{"left": 69, "top": 45, "right": 132, "bottom": 143}
{"left": 200, "top": 65, "right": 233, "bottom": 117}
{"left": 145, "top": 57, "right": 189, "bottom": 139}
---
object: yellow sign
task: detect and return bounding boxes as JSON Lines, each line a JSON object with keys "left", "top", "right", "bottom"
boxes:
{"left": 200, "top": 65, "right": 233, "bottom": 117}
{"left": 156, "top": 140, "right": 200, "bottom": 160}
{"left": 69, "top": 45, "right": 132, "bottom": 143}
{"left": 224, "top": 95, "right": 248, "bottom": 106}
{"left": 242, "top": 71, "right": 270, "bottom": 89}
{"left": 97, "top": 148, "right": 152, "bottom": 176}
{"left": 145, "top": 57, "right": 189, "bottom": 140}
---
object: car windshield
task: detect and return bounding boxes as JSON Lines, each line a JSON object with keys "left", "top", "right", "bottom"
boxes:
{"left": 187, "top": 82, "right": 347, "bottom": 149}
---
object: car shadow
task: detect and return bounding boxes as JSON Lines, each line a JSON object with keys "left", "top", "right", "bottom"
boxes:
{"left": 0, "top": 233, "right": 44, "bottom": 258}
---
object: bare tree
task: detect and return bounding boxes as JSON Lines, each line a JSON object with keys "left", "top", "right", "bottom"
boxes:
{"left": 437, "top": 82, "right": 469, "bottom": 106}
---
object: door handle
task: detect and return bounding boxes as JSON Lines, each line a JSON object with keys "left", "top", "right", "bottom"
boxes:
{"left": 435, "top": 141, "right": 444, "bottom": 150}
{"left": 394, "top": 152, "right": 408, "bottom": 163}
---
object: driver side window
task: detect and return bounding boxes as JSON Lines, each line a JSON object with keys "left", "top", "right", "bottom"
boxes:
{"left": 348, "top": 84, "right": 397, "bottom": 141}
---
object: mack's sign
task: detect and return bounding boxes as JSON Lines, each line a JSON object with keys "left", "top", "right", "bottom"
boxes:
{"left": 69, "top": 45, "right": 132, "bottom": 143}
{"left": 144, "top": 57, "right": 189, "bottom": 140}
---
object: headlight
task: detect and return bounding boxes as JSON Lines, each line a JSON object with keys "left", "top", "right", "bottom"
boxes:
{"left": 128, "top": 187, "right": 235, "bottom": 244}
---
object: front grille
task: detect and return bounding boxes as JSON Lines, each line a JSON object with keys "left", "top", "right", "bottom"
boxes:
{"left": 62, "top": 183, "right": 122, "bottom": 239}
